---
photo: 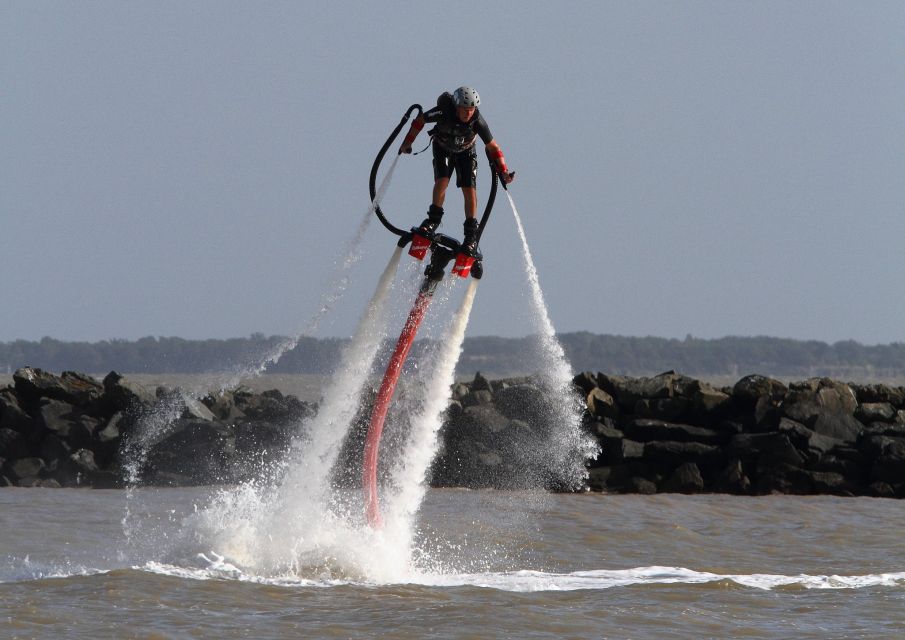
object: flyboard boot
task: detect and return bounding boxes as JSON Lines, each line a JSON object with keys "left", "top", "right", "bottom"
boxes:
{"left": 461, "top": 217, "right": 479, "bottom": 256}
{"left": 452, "top": 217, "right": 480, "bottom": 278}
{"left": 418, "top": 204, "right": 444, "bottom": 236}
{"left": 410, "top": 204, "right": 443, "bottom": 260}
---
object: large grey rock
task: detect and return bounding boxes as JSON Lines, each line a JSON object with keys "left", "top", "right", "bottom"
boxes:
{"left": 868, "top": 481, "right": 897, "bottom": 498}
{"left": 586, "top": 387, "right": 618, "bottom": 419}
{"left": 811, "top": 411, "right": 863, "bottom": 444}
{"left": 661, "top": 462, "right": 704, "bottom": 493}
{"left": 729, "top": 432, "right": 805, "bottom": 467}
{"left": 572, "top": 372, "right": 599, "bottom": 397}
{"left": 181, "top": 395, "right": 216, "bottom": 421}
{"left": 608, "top": 371, "right": 681, "bottom": 409}
{"left": 69, "top": 448, "right": 100, "bottom": 473}
{"left": 863, "top": 422, "right": 905, "bottom": 438}
{"left": 98, "top": 412, "right": 125, "bottom": 443}
{"left": 732, "top": 375, "right": 787, "bottom": 410}
{"left": 202, "top": 391, "right": 247, "bottom": 422}
{"left": 5, "top": 457, "right": 46, "bottom": 481}
{"left": 783, "top": 378, "right": 858, "bottom": 424}
{"left": 37, "top": 399, "right": 95, "bottom": 446}
{"left": 0, "top": 389, "right": 33, "bottom": 433}
{"left": 643, "top": 441, "right": 719, "bottom": 466}
{"left": 713, "top": 458, "right": 751, "bottom": 494}
{"left": 777, "top": 417, "right": 841, "bottom": 460}
{"left": 13, "top": 368, "right": 102, "bottom": 405}
{"left": 493, "top": 384, "right": 549, "bottom": 422}
{"left": 628, "top": 476, "right": 658, "bottom": 494}
{"left": 857, "top": 403, "right": 896, "bottom": 424}
{"left": 633, "top": 397, "right": 689, "bottom": 422}
{"left": 103, "top": 372, "right": 155, "bottom": 412}
{"left": 586, "top": 466, "right": 611, "bottom": 491}
{"left": 39, "top": 434, "right": 72, "bottom": 469}
{"left": 692, "top": 385, "right": 732, "bottom": 422}
{"left": 462, "top": 390, "right": 493, "bottom": 408}
{"left": 231, "top": 388, "right": 312, "bottom": 423}
{"left": 459, "top": 405, "right": 511, "bottom": 435}
{"left": 471, "top": 372, "right": 492, "bottom": 392}
{"left": 145, "top": 419, "right": 237, "bottom": 484}
{"left": 859, "top": 435, "right": 905, "bottom": 459}
{"left": 851, "top": 384, "right": 905, "bottom": 407}
{"left": 156, "top": 389, "right": 216, "bottom": 422}
{"left": 622, "top": 419, "right": 723, "bottom": 445}
{"left": 870, "top": 439, "right": 905, "bottom": 485}
{"left": 813, "top": 453, "right": 869, "bottom": 487}
{"left": 804, "top": 470, "right": 850, "bottom": 495}
{"left": 604, "top": 439, "right": 645, "bottom": 465}
{"left": 755, "top": 461, "right": 812, "bottom": 494}
{"left": 0, "top": 428, "right": 28, "bottom": 459}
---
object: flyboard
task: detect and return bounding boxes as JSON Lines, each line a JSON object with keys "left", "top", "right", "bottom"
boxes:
{"left": 362, "top": 104, "right": 505, "bottom": 528}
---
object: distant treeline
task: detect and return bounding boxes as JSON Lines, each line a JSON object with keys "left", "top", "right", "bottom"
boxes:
{"left": 2, "top": 333, "right": 903, "bottom": 380}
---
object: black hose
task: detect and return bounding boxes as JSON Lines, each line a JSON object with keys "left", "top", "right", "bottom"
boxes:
{"left": 475, "top": 163, "right": 498, "bottom": 248}
{"left": 369, "top": 104, "right": 422, "bottom": 237}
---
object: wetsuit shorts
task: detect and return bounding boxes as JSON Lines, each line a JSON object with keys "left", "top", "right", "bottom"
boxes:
{"left": 432, "top": 142, "right": 478, "bottom": 189}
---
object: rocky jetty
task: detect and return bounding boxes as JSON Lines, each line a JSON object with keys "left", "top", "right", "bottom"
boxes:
{"left": 2, "top": 367, "right": 905, "bottom": 497}
{"left": 571, "top": 370, "right": 905, "bottom": 497}
{"left": 0, "top": 367, "right": 314, "bottom": 488}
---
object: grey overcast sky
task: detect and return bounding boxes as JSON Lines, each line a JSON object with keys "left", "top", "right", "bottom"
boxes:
{"left": 2, "top": 1, "right": 903, "bottom": 345}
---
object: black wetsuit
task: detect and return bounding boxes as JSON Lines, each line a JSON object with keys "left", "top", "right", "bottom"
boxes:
{"left": 423, "top": 93, "right": 493, "bottom": 188}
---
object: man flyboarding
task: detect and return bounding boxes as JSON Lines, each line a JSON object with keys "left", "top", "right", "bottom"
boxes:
{"left": 400, "top": 86, "right": 515, "bottom": 256}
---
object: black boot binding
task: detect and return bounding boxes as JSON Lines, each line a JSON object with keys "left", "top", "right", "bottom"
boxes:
{"left": 418, "top": 204, "right": 444, "bottom": 236}
{"left": 462, "top": 218, "right": 479, "bottom": 256}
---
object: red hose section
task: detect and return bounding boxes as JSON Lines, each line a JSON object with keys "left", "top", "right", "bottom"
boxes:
{"left": 363, "top": 289, "right": 434, "bottom": 528}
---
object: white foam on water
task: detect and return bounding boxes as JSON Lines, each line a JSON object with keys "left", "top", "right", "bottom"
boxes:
{"left": 0, "top": 555, "right": 111, "bottom": 585}
{"left": 130, "top": 561, "right": 905, "bottom": 592}
{"left": 7, "top": 556, "right": 905, "bottom": 594}
{"left": 505, "top": 191, "right": 599, "bottom": 487}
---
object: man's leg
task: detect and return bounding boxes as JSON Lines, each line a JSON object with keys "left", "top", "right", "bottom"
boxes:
{"left": 420, "top": 178, "right": 449, "bottom": 234}
{"left": 432, "top": 178, "right": 450, "bottom": 208}
{"left": 457, "top": 150, "right": 480, "bottom": 254}
{"left": 461, "top": 187, "right": 479, "bottom": 254}
{"left": 462, "top": 187, "right": 477, "bottom": 220}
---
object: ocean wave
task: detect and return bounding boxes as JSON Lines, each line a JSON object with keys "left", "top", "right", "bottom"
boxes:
{"left": 133, "top": 559, "right": 905, "bottom": 592}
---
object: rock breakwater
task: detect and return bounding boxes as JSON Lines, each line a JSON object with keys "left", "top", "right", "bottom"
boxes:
{"left": 2, "top": 367, "right": 904, "bottom": 497}
{"left": 571, "top": 370, "right": 905, "bottom": 497}
{"left": 0, "top": 367, "right": 314, "bottom": 488}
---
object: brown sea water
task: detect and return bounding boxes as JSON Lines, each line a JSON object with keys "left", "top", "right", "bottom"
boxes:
{"left": 2, "top": 488, "right": 904, "bottom": 639}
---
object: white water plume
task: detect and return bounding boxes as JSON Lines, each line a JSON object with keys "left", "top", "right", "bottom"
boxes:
{"left": 505, "top": 191, "right": 599, "bottom": 486}
{"left": 187, "top": 245, "right": 420, "bottom": 579}
{"left": 122, "top": 157, "right": 402, "bottom": 536}
{"left": 121, "top": 392, "right": 195, "bottom": 545}
{"left": 383, "top": 279, "right": 479, "bottom": 549}
{"left": 279, "top": 244, "right": 406, "bottom": 494}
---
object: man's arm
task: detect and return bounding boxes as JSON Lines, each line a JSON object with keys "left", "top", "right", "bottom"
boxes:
{"left": 400, "top": 115, "right": 425, "bottom": 154}
{"left": 485, "top": 140, "right": 515, "bottom": 184}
